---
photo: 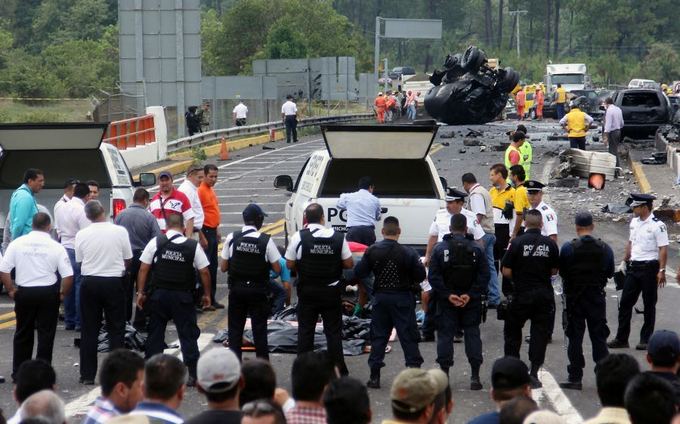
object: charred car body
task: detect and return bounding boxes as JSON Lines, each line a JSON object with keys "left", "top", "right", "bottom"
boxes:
{"left": 612, "top": 89, "right": 672, "bottom": 137}
{"left": 425, "top": 46, "right": 519, "bottom": 125}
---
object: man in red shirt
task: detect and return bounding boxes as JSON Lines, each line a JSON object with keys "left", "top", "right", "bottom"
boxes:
{"left": 149, "top": 171, "right": 195, "bottom": 237}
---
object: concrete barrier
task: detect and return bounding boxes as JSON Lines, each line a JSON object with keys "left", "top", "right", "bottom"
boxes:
{"left": 655, "top": 130, "right": 680, "bottom": 182}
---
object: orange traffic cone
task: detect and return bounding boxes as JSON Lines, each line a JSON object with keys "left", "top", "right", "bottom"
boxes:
{"left": 218, "top": 137, "right": 230, "bottom": 161}
{"left": 269, "top": 129, "right": 276, "bottom": 142}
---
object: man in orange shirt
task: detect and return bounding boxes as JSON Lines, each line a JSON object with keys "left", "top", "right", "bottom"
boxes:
{"left": 374, "top": 92, "right": 386, "bottom": 124}
{"left": 198, "top": 163, "right": 222, "bottom": 309}
{"left": 515, "top": 87, "right": 526, "bottom": 120}
{"left": 534, "top": 88, "right": 544, "bottom": 120}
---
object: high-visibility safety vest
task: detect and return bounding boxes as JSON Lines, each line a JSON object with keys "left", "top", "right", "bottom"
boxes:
{"left": 555, "top": 87, "right": 567, "bottom": 104}
{"left": 519, "top": 141, "right": 532, "bottom": 180}
{"left": 504, "top": 144, "right": 524, "bottom": 170}
{"left": 564, "top": 109, "right": 588, "bottom": 138}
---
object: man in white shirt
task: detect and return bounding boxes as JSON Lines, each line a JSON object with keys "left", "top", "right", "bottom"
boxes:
{"left": 52, "top": 178, "right": 77, "bottom": 240}
{"left": 336, "top": 176, "right": 381, "bottom": 246}
{"left": 525, "top": 180, "right": 558, "bottom": 242}
{"left": 0, "top": 213, "right": 73, "bottom": 379}
{"left": 178, "top": 165, "right": 207, "bottom": 249}
{"left": 603, "top": 97, "right": 624, "bottom": 170}
{"left": 233, "top": 98, "right": 248, "bottom": 126}
{"left": 136, "top": 213, "right": 211, "bottom": 386}
{"left": 56, "top": 182, "right": 91, "bottom": 331}
{"left": 75, "top": 201, "right": 132, "bottom": 385}
{"left": 281, "top": 95, "right": 298, "bottom": 143}
{"left": 285, "top": 203, "right": 353, "bottom": 375}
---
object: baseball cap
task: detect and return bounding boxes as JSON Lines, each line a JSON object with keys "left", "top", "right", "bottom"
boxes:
{"left": 243, "top": 203, "right": 268, "bottom": 221}
{"left": 390, "top": 368, "right": 448, "bottom": 413}
{"left": 574, "top": 211, "right": 593, "bottom": 227}
{"left": 159, "top": 171, "right": 172, "bottom": 180}
{"left": 491, "top": 356, "right": 530, "bottom": 390}
{"left": 197, "top": 348, "right": 241, "bottom": 393}
{"left": 647, "top": 330, "right": 680, "bottom": 365}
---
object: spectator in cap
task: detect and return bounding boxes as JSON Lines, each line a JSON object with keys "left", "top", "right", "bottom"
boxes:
{"left": 387, "top": 368, "right": 450, "bottom": 424}
{"left": 583, "top": 353, "right": 639, "bottom": 424}
{"left": 499, "top": 396, "right": 538, "bottom": 424}
{"left": 186, "top": 348, "right": 243, "bottom": 424}
{"left": 609, "top": 193, "right": 668, "bottom": 351}
{"left": 137, "top": 213, "right": 211, "bottom": 386}
{"left": 624, "top": 373, "right": 677, "bottom": 424}
{"left": 323, "top": 377, "right": 371, "bottom": 424}
{"left": 468, "top": 356, "right": 532, "bottom": 424}
{"left": 220, "top": 203, "right": 281, "bottom": 360}
{"left": 149, "top": 170, "right": 195, "bottom": 236}
{"left": 75, "top": 200, "right": 133, "bottom": 385}
{"left": 558, "top": 211, "right": 614, "bottom": 391}
{"left": 52, "top": 178, "right": 77, "bottom": 240}
{"left": 337, "top": 176, "right": 381, "bottom": 247}
{"left": 6, "top": 360, "right": 56, "bottom": 424}
{"left": 242, "top": 399, "right": 287, "bottom": 424}
{"left": 83, "top": 349, "right": 145, "bottom": 424}
{"left": 644, "top": 330, "right": 680, "bottom": 404}
{"left": 128, "top": 354, "right": 188, "bottom": 424}
{"left": 286, "top": 351, "right": 336, "bottom": 424}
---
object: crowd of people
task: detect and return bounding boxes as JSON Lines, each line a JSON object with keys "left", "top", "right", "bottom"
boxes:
{"left": 1, "top": 123, "right": 680, "bottom": 423}
{"left": 373, "top": 90, "right": 419, "bottom": 123}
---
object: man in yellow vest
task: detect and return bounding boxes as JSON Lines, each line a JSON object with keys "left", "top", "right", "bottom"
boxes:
{"left": 559, "top": 99, "right": 593, "bottom": 150}
{"left": 505, "top": 131, "right": 526, "bottom": 180}
{"left": 515, "top": 125, "right": 532, "bottom": 180}
{"left": 554, "top": 83, "right": 567, "bottom": 119}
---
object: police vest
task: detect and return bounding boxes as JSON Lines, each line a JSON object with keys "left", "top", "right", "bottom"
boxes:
{"left": 504, "top": 145, "right": 524, "bottom": 170}
{"left": 151, "top": 234, "right": 197, "bottom": 291}
{"left": 565, "top": 109, "right": 588, "bottom": 138}
{"left": 564, "top": 237, "right": 606, "bottom": 290}
{"left": 227, "top": 229, "right": 271, "bottom": 287}
{"left": 297, "top": 228, "right": 344, "bottom": 286}
{"left": 370, "top": 242, "right": 413, "bottom": 292}
{"left": 442, "top": 235, "right": 478, "bottom": 292}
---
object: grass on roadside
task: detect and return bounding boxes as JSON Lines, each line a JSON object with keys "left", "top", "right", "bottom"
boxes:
{"left": 0, "top": 99, "right": 93, "bottom": 123}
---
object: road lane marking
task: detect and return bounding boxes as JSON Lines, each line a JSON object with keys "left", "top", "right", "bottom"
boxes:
{"left": 261, "top": 219, "right": 285, "bottom": 235}
{"left": 533, "top": 369, "right": 583, "bottom": 423}
{"left": 0, "top": 311, "right": 15, "bottom": 320}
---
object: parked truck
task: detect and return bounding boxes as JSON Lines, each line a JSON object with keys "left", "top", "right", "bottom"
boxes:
{"left": 545, "top": 63, "right": 592, "bottom": 94}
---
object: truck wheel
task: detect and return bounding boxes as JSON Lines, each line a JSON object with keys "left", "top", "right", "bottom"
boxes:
{"left": 497, "top": 68, "right": 520, "bottom": 92}
{"left": 461, "top": 47, "right": 484, "bottom": 73}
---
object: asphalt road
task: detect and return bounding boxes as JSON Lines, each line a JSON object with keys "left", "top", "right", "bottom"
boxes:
{"left": 0, "top": 119, "right": 679, "bottom": 423}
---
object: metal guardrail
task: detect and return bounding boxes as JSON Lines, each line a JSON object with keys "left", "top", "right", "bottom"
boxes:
{"left": 167, "top": 113, "right": 373, "bottom": 153}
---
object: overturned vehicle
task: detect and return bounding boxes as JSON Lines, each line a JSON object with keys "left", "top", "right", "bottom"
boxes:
{"left": 425, "top": 46, "right": 520, "bottom": 125}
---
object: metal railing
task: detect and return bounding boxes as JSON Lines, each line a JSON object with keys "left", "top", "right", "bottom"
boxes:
{"left": 167, "top": 113, "right": 373, "bottom": 153}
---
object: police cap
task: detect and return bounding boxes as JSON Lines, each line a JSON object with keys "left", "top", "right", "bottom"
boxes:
{"left": 525, "top": 180, "right": 545, "bottom": 193}
{"left": 628, "top": 193, "right": 655, "bottom": 207}
{"left": 445, "top": 188, "right": 467, "bottom": 202}
{"left": 243, "top": 203, "right": 268, "bottom": 221}
{"left": 512, "top": 131, "right": 526, "bottom": 142}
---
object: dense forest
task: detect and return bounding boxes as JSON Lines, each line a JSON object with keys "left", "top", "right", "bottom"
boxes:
{"left": 1, "top": 0, "right": 680, "bottom": 98}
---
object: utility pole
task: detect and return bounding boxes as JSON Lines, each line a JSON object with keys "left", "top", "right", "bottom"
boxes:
{"left": 508, "top": 10, "right": 528, "bottom": 58}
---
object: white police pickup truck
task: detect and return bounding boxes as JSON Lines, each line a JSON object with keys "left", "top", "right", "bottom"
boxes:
{"left": 0, "top": 123, "right": 156, "bottom": 243}
{"left": 274, "top": 124, "right": 447, "bottom": 251}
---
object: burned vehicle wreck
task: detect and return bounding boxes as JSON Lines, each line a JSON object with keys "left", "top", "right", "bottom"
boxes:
{"left": 425, "top": 46, "right": 520, "bottom": 125}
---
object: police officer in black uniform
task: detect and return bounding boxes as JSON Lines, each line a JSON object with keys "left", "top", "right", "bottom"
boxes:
{"left": 220, "top": 204, "right": 281, "bottom": 361}
{"left": 558, "top": 212, "right": 615, "bottom": 390}
{"left": 501, "top": 209, "right": 559, "bottom": 389}
{"left": 137, "top": 213, "right": 211, "bottom": 385}
{"left": 429, "top": 213, "right": 489, "bottom": 390}
{"left": 354, "top": 216, "right": 425, "bottom": 389}
{"left": 285, "top": 203, "right": 353, "bottom": 375}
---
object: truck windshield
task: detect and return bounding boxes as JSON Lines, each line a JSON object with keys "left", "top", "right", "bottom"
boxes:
{"left": 320, "top": 159, "right": 436, "bottom": 198}
{"left": 552, "top": 74, "right": 584, "bottom": 85}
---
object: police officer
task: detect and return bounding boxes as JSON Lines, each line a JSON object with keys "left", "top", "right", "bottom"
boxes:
{"left": 422, "top": 188, "right": 484, "bottom": 341}
{"left": 501, "top": 209, "right": 559, "bottom": 388}
{"left": 136, "top": 213, "right": 211, "bottom": 386}
{"left": 429, "top": 214, "right": 489, "bottom": 390}
{"left": 609, "top": 193, "right": 668, "bottom": 351}
{"left": 354, "top": 216, "right": 425, "bottom": 389}
{"left": 220, "top": 204, "right": 281, "bottom": 361}
{"left": 337, "top": 176, "right": 381, "bottom": 246}
{"left": 558, "top": 212, "right": 615, "bottom": 390}
{"left": 525, "top": 181, "right": 558, "bottom": 242}
{"left": 285, "top": 203, "right": 353, "bottom": 375}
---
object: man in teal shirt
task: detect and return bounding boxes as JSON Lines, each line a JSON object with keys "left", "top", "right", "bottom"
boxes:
{"left": 9, "top": 169, "right": 44, "bottom": 239}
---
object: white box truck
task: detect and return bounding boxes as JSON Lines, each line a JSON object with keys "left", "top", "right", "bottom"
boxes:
{"left": 545, "top": 63, "right": 592, "bottom": 93}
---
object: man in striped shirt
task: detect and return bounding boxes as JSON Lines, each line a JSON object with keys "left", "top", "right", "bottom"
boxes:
{"left": 149, "top": 171, "right": 195, "bottom": 236}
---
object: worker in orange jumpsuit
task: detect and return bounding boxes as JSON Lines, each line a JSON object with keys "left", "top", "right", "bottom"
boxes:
{"left": 374, "top": 92, "right": 386, "bottom": 123}
{"left": 534, "top": 88, "right": 544, "bottom": 120}
{"left": 515, "top": 87, "right": 526, "bottom": 120}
